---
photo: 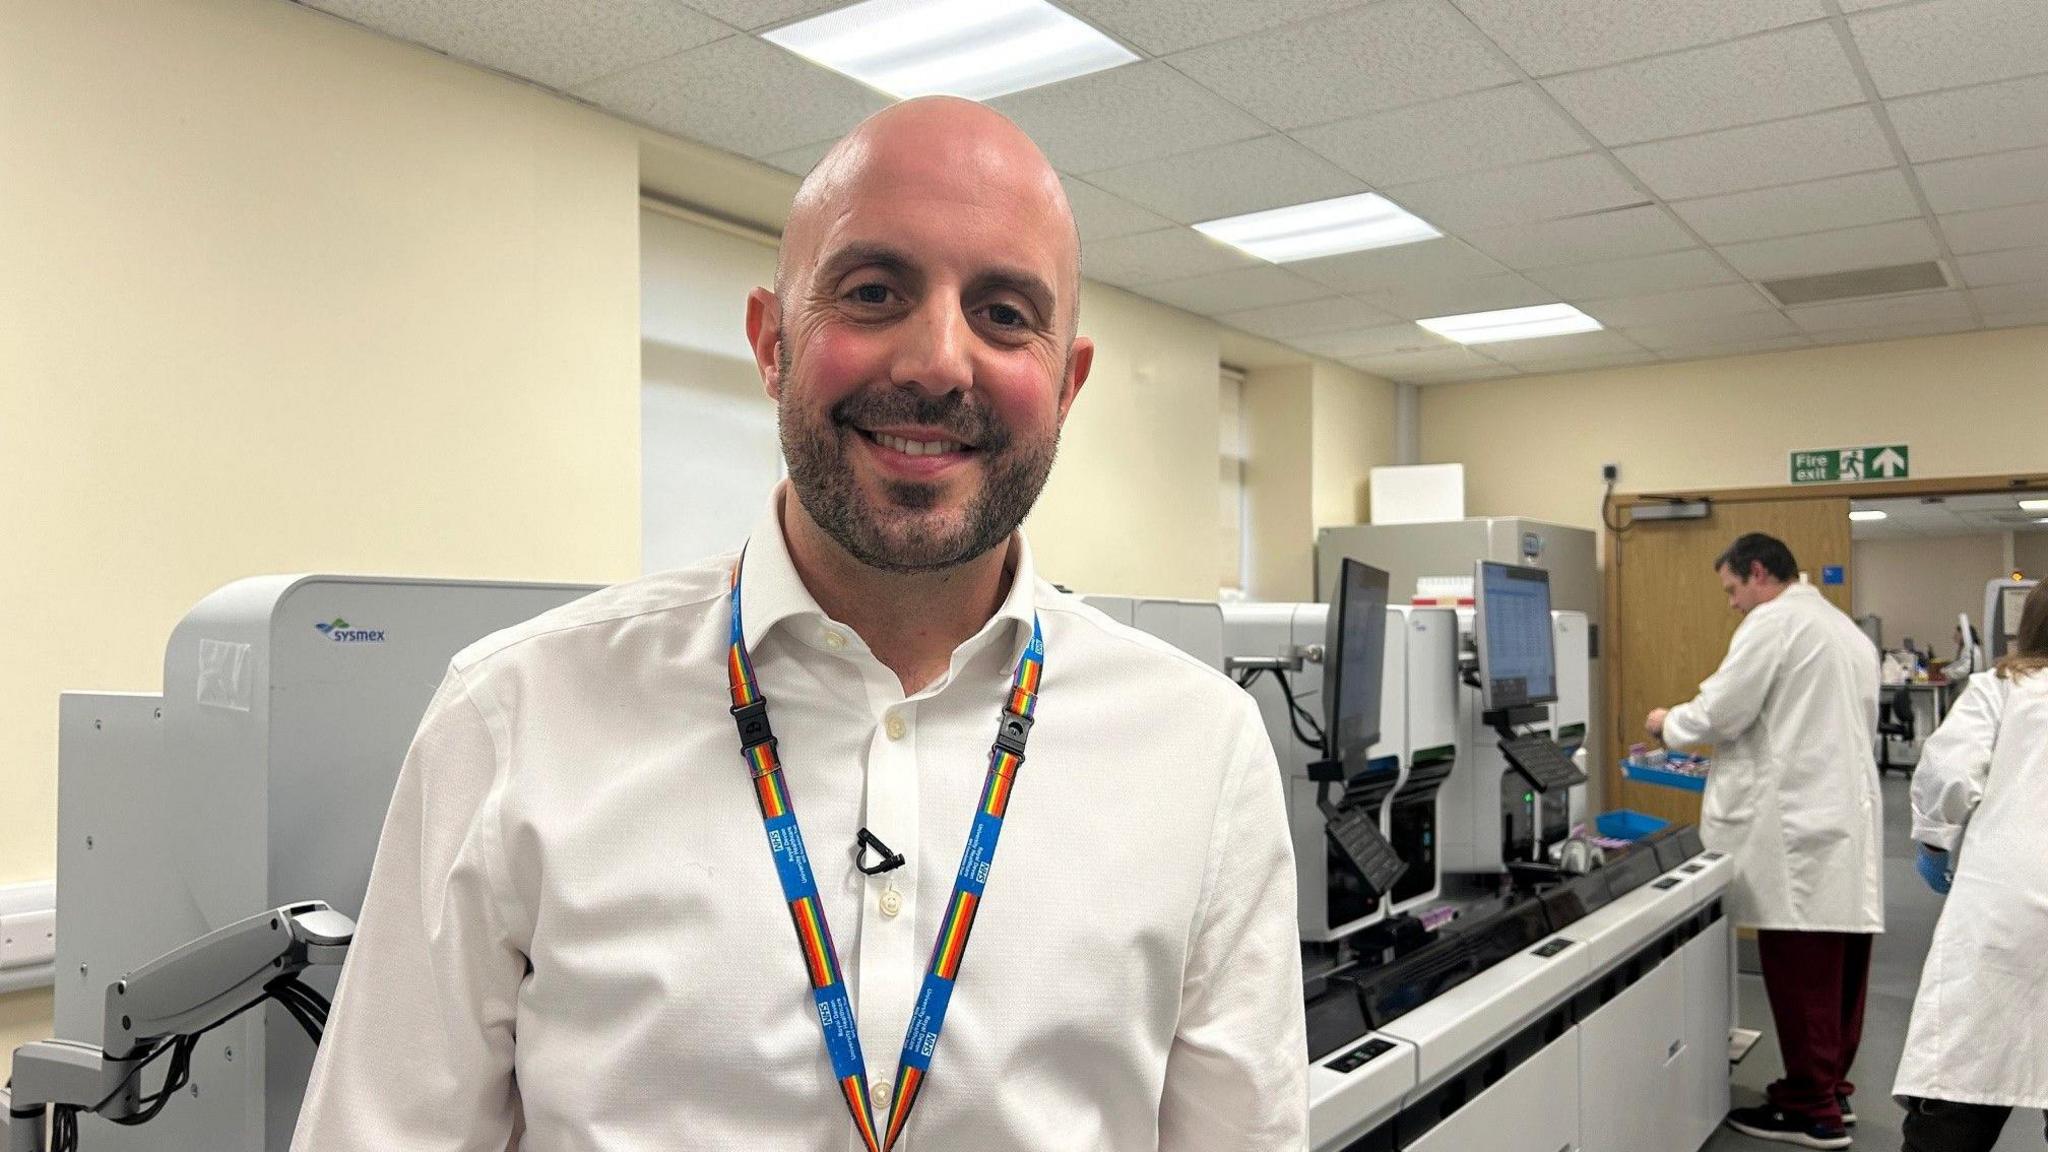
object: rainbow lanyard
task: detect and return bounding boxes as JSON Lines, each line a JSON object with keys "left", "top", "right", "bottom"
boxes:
{"left": 725, "top": 557, "right": 1044, "bottom": 1151}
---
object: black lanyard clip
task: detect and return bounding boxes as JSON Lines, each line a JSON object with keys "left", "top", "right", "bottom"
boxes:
{"left": 730, "top": 699, "right": 775, "bottom": 751}
{"left": 855, "top": 828, "right": 906, "bottom": 875}
{"left": 993, "top": 710, "right": 1034, "bottom": 759}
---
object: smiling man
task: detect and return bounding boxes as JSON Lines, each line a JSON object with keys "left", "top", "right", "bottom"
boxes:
{"left": 293, "top": 98, "right": 1307, "bottom": 1152}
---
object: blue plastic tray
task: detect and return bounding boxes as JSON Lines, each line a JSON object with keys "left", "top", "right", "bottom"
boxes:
{"left": 1623, "top": 761, "right": 1708, "bottom": 793}
{"left": 1596, "top": 809, "right": 1670, "bottom": 841}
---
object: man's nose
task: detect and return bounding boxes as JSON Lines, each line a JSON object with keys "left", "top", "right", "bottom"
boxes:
{"left": 892, "top": 297, "right": 974, "bottom": 397}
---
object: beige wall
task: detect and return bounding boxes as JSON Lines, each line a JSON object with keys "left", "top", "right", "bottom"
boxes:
{"left": 1030, "top": 284, "right": 1224, "bottom": 597}
{"left": 1, "top": 0, "right": 642, "bottom": 1063}
{"left": 1312, "top": 364, "right": 1400, "bottom": 530}
{"left": 2017, "top": 533, "right": 2048, "bottom": 579}
{"left": 1243, "top": 362, "right": 1400, "bottom": 601}
{"left": 1245, "top": 365, "right": 1317, "bottom": 600}
{"left": 1421, "top": 325, "right": 2048, "bottom": 533}
{"left": 1853, "top": 534, "right": 2010, "bottom": 656}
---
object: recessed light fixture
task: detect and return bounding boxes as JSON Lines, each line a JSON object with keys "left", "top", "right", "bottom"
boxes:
{"left": 1192, "top": 193, "right": 1442, "bottom": 263}
{"left": 1416, "top": 303, "right": 1603, "bottom": 345}
{"left": 1849, "top": 509, "right": 1888, "bottom": 522}
{"left": 762, "top": 0, "right": 1137, "bottom": 101}
{"left": 2020, "top": 498, "right": 2048, "bottom": 511}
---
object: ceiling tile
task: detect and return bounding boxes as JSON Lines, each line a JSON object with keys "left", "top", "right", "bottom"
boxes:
{"left": 1916, "top": 147, "right": 2048, "bottom": 214}
{"left": 1450, "top": 0, "right": 1826, "bottom": 76}
{"left": 1087, "top": 135, "right": 1367, "bottom": 225}
{"left": 1407, "top": 364, "right": 1524, "bottom": 384}
{"left": 1654, "top": 335, "right": 1814, "bottom": 360}
{"left": 1366, "top": 274, "right": 1561, "bottom": 320}
{"left": 1165, "top": 0, "right": 1513, "bottom": 130}
{"left": 1788, "top": 289, "right": 1975, "bottom": 332}
{"left": 1289, "top": 238, "right": 1509, "bottom": 292}
{"left": 1970, "top": 280, "right": 2048, "bottom": 316}
{"left": 1385, "top": 153, "right": 1646, "bottom": 231}
{"left": 1295, "top": 323, "right": 1456, "bottom": 359}
{"left": 313, "top": 0, "right": 733, "bottom": 90}
{"left": 1054, "top": 0, "right": 1366, "bottom": 55}
{"left": 1807, "top": 315, "right": 1980, "bottom": 345}
{"left": 1499, "top": 349, "right": 1663, "bottom": 374}
{"left": 1849, "top": 0, "right": 2048, "bottom": 98}
{"left": 763, "top": 139, "right": 834, "bottom": 177}
{"left": 1061, "top": 177, "right": 1176, "bottom": 243}
{"left": 1671, "top": 169, "right": 1921, "bottom": 245}
{"left": 1140, "top": 265, "right": 1333, "bottom": 314}
{"left": 1613, "top": 106, "right": 1896, "bottom": 199}
{"left": 1955, "top": 245, "right": 2048, "bottom": 288}
{"left": 1463, "top": 205, "right": 1696, "bottom": 268}
{"left": 1080, "top": 227, "right": 1259, "bottom": 286}
{"left": 574, "top": 36, "right": 888, "bottom": 159}
{"left": 1294, "top": 85, "right": 1589, "bottom": 187}
{"left": 1214, "top": 295, "right": 1402, "bottom": 341}
{"left": 1343, "top": 345, "right": 1507, "bottom": 382}
{"left": 1716, "top": 218, "right": 1942, "bottom": 280}
{"left": 1527, "top": 248, "right": 1741, "bottom": 298}
{"left": 1981, "top": 308, "right": 2048, "bottom": 330}
{"left": 1481, "top": 329, "right": 1650, "bottom": 367}
{"left": 681, "top": 0, "right": 841, "bottom": 29}
{"left": 1623, "top": 311, "right": 1799, "bottom": 350}
{"left": 1889, "top": 73, "right": 2048, "bottom": 163}
{"left": 1540, "top": 25, "right": 1864, "bottom": 147}
{"left": 989, "top": 62, "right": 1267, "bottom": 173}
{"left": 1578, "top": 283, "right": 1777, "bottom": 326}
{"left": 1939, "top": 202, "right": 2048, "bottom": 255}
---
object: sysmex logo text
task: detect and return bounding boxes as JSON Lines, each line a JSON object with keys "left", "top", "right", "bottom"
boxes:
{"left": 314, "top": 617, "right": 386, "bottom": 643}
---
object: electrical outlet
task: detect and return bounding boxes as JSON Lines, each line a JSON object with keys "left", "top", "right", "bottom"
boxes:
{"left": 1601, "top": 463, "right": 1619, "bottom": 482}
{"left": 0, "top": 909, "right": 56, "bottom": 970}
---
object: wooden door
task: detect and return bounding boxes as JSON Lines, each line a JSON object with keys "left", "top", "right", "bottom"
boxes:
{"left": 1605, "top": 498, "right": 1854, "bottom": 825}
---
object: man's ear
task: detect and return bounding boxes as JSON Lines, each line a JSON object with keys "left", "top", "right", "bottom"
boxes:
{"left": 1056, "top": 335, "right": 1094, "bottom": 426}
{"left": 746, "top": 287, "right": 784, "bottom": 401}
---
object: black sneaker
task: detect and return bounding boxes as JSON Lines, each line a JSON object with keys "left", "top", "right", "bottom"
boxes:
{"left": 1838, "top": 1094, "right": 1856, "bottom": 1126}
{"left": 1726, "top": 1105, "right": 1851, "bottom": 1149}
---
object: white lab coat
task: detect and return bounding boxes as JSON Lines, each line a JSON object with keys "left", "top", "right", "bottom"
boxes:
{"left": 1664, "top": 583, "right": 1883, "bottom": 931}
{"left": 1895, "top": 670, "right": 2048, "bottom": 1109}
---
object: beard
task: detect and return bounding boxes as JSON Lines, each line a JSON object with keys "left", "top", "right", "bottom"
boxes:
{"left": 777, "top": 341, "right": 1059, "bottom": 573}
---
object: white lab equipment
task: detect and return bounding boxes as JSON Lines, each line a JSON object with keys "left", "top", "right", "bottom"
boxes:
{"left": 43, "top": 575, "right": 597, "bottom": 1150}
{"left": 1983, "top": 577, "right": 2038, "bottom": 661}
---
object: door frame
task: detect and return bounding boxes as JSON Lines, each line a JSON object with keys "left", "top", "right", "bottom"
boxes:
{"left": 1600, "top": 470, "right": 2048, "bottom": 809}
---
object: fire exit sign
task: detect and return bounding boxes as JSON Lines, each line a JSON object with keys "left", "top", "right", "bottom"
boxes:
{"left": 1790, "top": 445, "right": 1909, "bottom": 483}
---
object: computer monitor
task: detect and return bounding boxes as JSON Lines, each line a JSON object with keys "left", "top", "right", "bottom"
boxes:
{"left": 1324, "top": 559, "right": 1390, "bottom": 767}
{"left": 1475, "top": 561, "right": 1557, "bottom": 712}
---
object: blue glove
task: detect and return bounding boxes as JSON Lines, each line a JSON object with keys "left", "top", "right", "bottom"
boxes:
{"left": 1916, "top": 845, "right": 1952, "bottom": 895}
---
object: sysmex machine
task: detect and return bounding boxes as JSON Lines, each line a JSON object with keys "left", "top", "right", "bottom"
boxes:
{"left": 1437, "top": 562, "right": 1590, "bottom": 879}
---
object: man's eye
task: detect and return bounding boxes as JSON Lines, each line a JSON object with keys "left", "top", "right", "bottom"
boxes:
{"left": 849, "top": 284, "right": 892, "bottom": 305}
{"left": 986, "top": 303, "right": 1026, "bottom": 327}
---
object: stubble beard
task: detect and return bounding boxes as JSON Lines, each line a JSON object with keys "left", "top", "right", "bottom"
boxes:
{"left": 776, "top": 340, "right": 1060, "bottom": 573}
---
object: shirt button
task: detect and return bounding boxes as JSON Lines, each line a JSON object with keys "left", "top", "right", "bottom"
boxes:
{"left": 822, "top": 630, "right": 847, "bottom": 650}
{"left": 879, "top": 888, "right": 903, "bottom": 918}
{"left": 871, "top": 1081, "right": 893, "bottom": 1110}
{"left": 884, "top": 713, "right": 908, "bottom": 741}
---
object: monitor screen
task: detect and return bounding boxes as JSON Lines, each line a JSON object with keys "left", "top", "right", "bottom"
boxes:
{"left": 1476, "top": 561, "right": 1557, "bottom": 711}
{"left": 1325, "top": 559, "right": 1391, "bottom": 768}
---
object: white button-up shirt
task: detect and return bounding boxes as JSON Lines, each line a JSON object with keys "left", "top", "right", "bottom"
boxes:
{"left": 294, "top": 497, "right": 1307, "bottom": 1152}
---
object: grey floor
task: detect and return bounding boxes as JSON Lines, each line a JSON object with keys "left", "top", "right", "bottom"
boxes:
{"left": 1700, "top": 773, "right": 2044, "bottom": 1151}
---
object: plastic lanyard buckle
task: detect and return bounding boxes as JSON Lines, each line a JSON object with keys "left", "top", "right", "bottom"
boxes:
{"left": 730, "top": 699, "right": 775, "bottom": 751}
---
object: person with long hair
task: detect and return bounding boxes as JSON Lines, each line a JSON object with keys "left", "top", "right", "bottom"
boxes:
{"left": 1894, "top": 579, "right": 2048, "bottom": 1150}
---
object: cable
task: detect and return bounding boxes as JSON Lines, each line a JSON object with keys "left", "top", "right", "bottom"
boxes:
{"left": 1270, "top": 666, "right": 1328, "bottom": 755}
{"left": 1601, "top": 478, "right": 1634, "bottom": 535}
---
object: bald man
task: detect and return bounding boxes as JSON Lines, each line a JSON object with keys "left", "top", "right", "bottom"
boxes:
{"left": 294, "top": 98, "right": 1307, "bottom": 1152}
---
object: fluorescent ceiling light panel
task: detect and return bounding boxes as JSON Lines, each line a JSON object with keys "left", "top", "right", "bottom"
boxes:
{"left": 2020, "top": 498, "right": 2048, "bottom": 511}
{"left": 1849, "top": 509, "right": 1888, "bottom": 522}
{"left": 1416, "top": 303, "right": 1603, "bottom": 345}
{"left": 763, "top": 0, "right": 1137, "bottom": 101}
{"left": 1193, "top": 194, "right": 1442, "bottom": 263}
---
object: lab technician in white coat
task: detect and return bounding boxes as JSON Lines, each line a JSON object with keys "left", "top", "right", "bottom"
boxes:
{"left": 1894, "top": 579, "right": 2048, "bottom": 1152}
{"left": 1647, "top": 532, "right": 1882, "bottom": 1150}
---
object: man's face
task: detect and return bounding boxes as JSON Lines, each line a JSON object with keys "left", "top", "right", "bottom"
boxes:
{"left": 752, "top": 113, "right": 1090, "bottom": 573}
{"left": 1717, "top": 562, "right": 1770, "bottom": 615}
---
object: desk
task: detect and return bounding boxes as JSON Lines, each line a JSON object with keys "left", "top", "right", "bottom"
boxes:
{"left": 1878, "top": 681, "right": 1957, "bottom": 771}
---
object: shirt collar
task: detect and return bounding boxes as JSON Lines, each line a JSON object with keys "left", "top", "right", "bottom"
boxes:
{"left": 737, "top": 484, "right": 1040, "bottom": 669}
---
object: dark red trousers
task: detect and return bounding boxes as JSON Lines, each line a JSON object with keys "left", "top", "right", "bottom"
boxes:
{"left": 1758, "top": 929, "right": 1875, "bottom": 1126}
